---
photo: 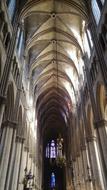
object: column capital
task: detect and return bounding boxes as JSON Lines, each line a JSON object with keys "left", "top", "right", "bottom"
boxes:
{"left": 16, "top": 135, "right": 25, "bottom": 143}
{"left": 2, "top": 119, "right": 17, "bottom": 129}
{"left": 86, "top": 135, "right": 97, "bottom": 142}
{"left": 80, "top": 144, "right": 86, "bottom": 151}
{"left": 24, "top": 145, "right": 29, "bottom": 152}
{"left": 94, "top": 119, "right": 107, "bottom": 128}
{"left": 29, "top": 153, "right": 33, "bottom": 158}
{"left": 33, "top": 158, "right": 36, "bottom": 163}
{"left": 75, "top": 152, "right": 80, "bottom": 158}
{"left": 72, "top": 158, "right": 76, "bottom": 162}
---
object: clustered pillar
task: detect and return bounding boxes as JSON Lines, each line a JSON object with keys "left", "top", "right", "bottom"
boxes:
{"left": 0, "top": 16, "right": 40, "bottom": 190}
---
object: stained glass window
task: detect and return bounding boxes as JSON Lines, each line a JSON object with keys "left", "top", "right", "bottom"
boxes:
{"left": 16, "top": 28, "right": 21, "bottom": 51}
{"left": 87, "top": 29, "right": 93, "bottom": 48}
{"left": 51, "top": 172, "right": 55, "bottom": 188}
{"left": 91, "top": 0, "right": 101, "bottom": 24}
{"left": 46, "top": 143, "right": 50, "bottom": 158}
{"left": 17, "top": 31, "right": 23, "bottom": 58}
{"left": 46, "top": 140, "right": 56, "bottom": 158}
{"left": 8, "top": 0, "right": 16, "bottom": 21}
{"left": 84, "top": 32, "right": 91, "bottom": 58}
{"left": 50, "top": 140, "right": 56, "bottom": 158}
{"left": 100, "top": 0, "right": 105, "bottom": 5}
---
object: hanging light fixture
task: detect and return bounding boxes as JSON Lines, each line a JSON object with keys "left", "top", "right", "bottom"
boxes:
{"left": 23, "top": 167, "right": 35, "bottom": 190}
{"left": 56, "top": 134, "right": 66, "bottom": 167}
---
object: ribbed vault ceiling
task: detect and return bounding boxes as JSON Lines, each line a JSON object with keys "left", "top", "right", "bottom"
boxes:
{"left": 21, "top": 0, "right": 88, "bottom": 130}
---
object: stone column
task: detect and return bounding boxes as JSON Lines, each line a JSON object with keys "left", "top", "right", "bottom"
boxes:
{"left": 80, "top": 89, "right": 96, "bottom": 190}
{"left": 16, "top": 140, "right": 25, "bottom": 190}
{"left": 82, "top": 148, "right": 94, "bottom": 190}
{"left": 81, "top": 149, "right": 88, "bottom": 190}
{"left": 0, "top": 96, "right": 6, "bottom": 128}
{"left": 77, "top": 155, "right": 82, "bottom": 190}
{"left": 74, "top": 156, "right": 80, "bottom": 190}
{"left": 87, "top": 4, "right": 107, "bottom": 92}
{"left": 77, "top": 155, "right": 83, "bottom": 189}
{"left": 83, "top": 54, "right": 107, "bottom": 188}
{"left": 17, "top": 146, "right": 28, "bottom": 190}
{"left": 86, "top": 137, "right": 97, "bottom": 190}
{"left": 80, "top": 148, "right": 88, "bottom": 190}
{"left": 87, "top": 136, "right": 105, "bottom": 190}
{"left": 5, "top": 129, "right": 17, "bottom": 190}
{"left": 0, "top": 120, "right": 16, "bottom": 190}
{"left": 73, "top": 160, "right": 76, "bottom": 190}
{"left": 94, "top": 120, "right": 107, "bottom": 169}
{"left": 10, "top": 136, "right": 23, "bottom": 190}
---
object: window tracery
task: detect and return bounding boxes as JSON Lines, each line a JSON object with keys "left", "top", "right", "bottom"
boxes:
{"left": 50, "top": 140, "right": 56, "bottom": 158}
{"left": 45, "top": 140, "right": 57, "bottom": 159}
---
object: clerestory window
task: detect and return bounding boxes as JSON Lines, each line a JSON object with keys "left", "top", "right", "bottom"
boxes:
{"left": 91, "top": 0, "right": 101, "bottom": 24}
{"left": 7, "top": 0, "right": 16, "bottom": 21}
{"left": 100, "top": 0, "right": 105, "bottom": 5}
{"left": 46, "top": 143, "right": 50, "bottom": 158}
